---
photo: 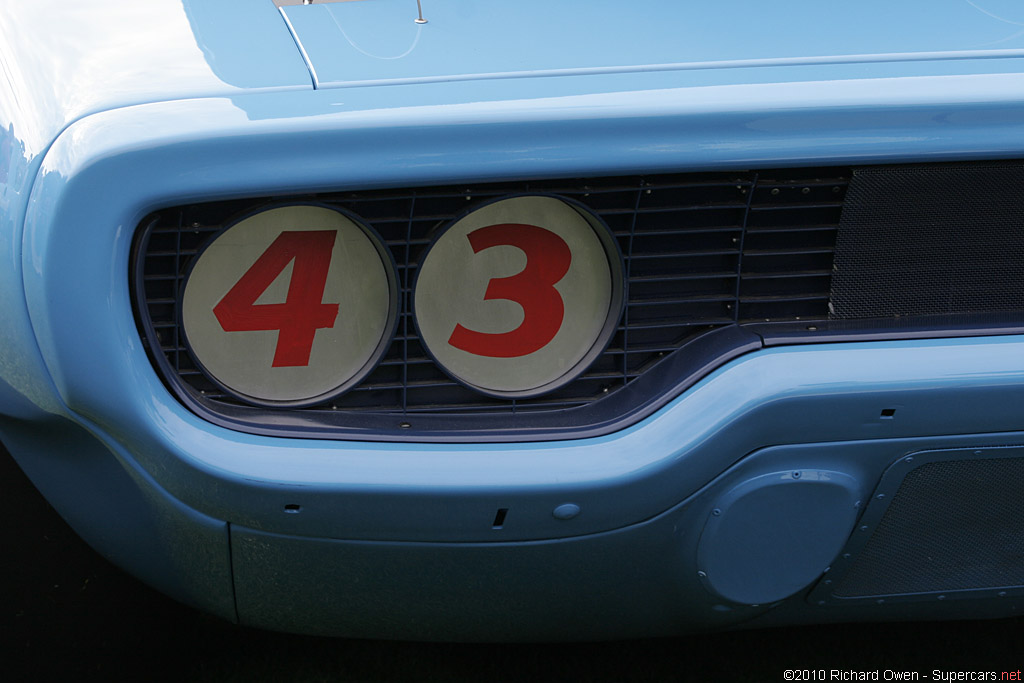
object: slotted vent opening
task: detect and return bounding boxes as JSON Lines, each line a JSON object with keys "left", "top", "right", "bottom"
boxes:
{"left": 136, "top": 169, "right": 848, "bottom": 426}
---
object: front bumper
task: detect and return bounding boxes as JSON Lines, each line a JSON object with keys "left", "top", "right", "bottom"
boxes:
{"left": 7, "top": 332, "right": 1024, "bottom": 638}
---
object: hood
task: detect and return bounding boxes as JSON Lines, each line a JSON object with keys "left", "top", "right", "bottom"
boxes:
{"left": 281, "top": 0, "right": 1024, "bottom": 89}
{"left": 0, "top": 0, "right": 311, "bottom": 158}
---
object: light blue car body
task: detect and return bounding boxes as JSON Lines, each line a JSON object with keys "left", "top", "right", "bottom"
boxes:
{"left": 3, "top": 0, "right": 1024, "bottom": 639}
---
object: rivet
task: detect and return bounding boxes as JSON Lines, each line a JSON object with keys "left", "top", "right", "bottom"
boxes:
{"left": 552, "top": 503, "right": 581, "bottom": 520}
{"left": 999, "top": 591, "right": 1008, "bottom": 597}
{"left": 792, "top": 471, "right": 802, "bottom": 479}
{"left": 399, "top": 421, "right": 411, "bottom": 429}
{"left": 842, "top": 554, "right": 851, "bottom": 560}
{"left": 823, "top": 579, "right": 832, "bottom": 585}
{"left": 937, "top": 595, "right": 946, "bottom": 601}
{"left": 697, "top": 571, "right": 707, "bottom": 579}
{"left": 876, "top": 494, "right": 885, "bottom": 500}
{"left": 860, "top": 525, "right": 869, "bottom": 532}
{"left": 712, "top": 508, "right": 722, "bottom": 516}
{"left": 807, "top": 325, "right": 818, "bottom": 331}
{"left": 771, "top": 188, "right": 780, "bottom": 195}
{"left": 905, "top": 456, "right": 914, "bottom": 463}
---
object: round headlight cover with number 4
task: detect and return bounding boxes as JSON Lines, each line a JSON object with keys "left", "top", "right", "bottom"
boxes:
{"left": 413, "top": 195, "right": 625, "bottom": 398}
{"left": 181, "top": 204, "right": 398, "bottom": 407}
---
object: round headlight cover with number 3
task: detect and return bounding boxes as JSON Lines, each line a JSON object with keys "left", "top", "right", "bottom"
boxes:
{"left": 181, "top": 204, "right": 398, "bottom": 407}
{"left": 414, "top": 195, "right": 625, "bottom": 398}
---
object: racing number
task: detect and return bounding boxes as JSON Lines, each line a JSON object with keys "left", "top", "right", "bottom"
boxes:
{"left": 213, "top": 230, "right": 339, "bottom": 367}
{"left": 448, "top": 223, "right": 572, "bottom": 358}
{"left": 211, "top": 223, "right": 571, "bottom": 366}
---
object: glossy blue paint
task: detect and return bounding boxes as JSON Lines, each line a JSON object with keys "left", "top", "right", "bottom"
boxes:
{"left": 4, "top": 0, "right": 1024, "bottom": 638}
{"left": 0, "top": 120, "right": 59, "bottom": 420}
{"left": 696, "top": 470, "right": 861, "bottom": 606}
{"left": 283, "top": 0, "right": 1024, "bottom": 88}
{"left": 0, "top": 0, "right": 309, "bottom": 159}
{"left": 229, "top": 433, "right": 1024, "bottom": 640}
{"left": 0, "top": 0, "right": 311, "bottom": 420}
{"left": 0, "top": 415, "right": 235, "bottom": 622}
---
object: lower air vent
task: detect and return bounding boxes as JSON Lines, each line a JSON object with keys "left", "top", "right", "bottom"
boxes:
{"left": 811, "top": 447, "right": 1024, "bottom": 603}
{"left": 837, "top": 457, "right": 1024, "bottom": 598}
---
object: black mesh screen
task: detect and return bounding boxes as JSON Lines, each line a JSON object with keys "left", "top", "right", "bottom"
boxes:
{"left": 834, "top": 458, "right": 1024, "bottom": 597}
{"left": 831, "top": 163, "right": 1024, "bottom": 319}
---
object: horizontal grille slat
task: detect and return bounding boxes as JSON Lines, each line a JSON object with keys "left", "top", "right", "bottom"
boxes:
{"left": 135, "top": 169, "right": 848, "bottom": 429}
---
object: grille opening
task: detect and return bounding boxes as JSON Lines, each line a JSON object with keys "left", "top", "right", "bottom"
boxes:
{"left": 135, "top": 169, "right": 849, "bottom": 433}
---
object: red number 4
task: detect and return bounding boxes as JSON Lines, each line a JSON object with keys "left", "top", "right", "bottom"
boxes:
{"left": 213, "top": 230, "right": 339, "bottom": 367}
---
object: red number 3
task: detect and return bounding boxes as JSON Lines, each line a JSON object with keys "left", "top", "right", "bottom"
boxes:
{"left": 213, "top": 230, "right": 339, "bottom": 367}
{"left": 448, "top": 224, "right": 572, "bottom": 358}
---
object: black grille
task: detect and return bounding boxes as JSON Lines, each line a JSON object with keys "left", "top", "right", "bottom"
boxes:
{"left": 831, "top": 163, "right": 1024, "bottom": 319}
{"left": 135, "top": 169, "right": 848, "bottom": 432}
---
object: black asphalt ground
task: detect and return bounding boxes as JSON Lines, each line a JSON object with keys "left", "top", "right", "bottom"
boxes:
{"left": 3, "top": 441, "right": 1021, "bottom": 682}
